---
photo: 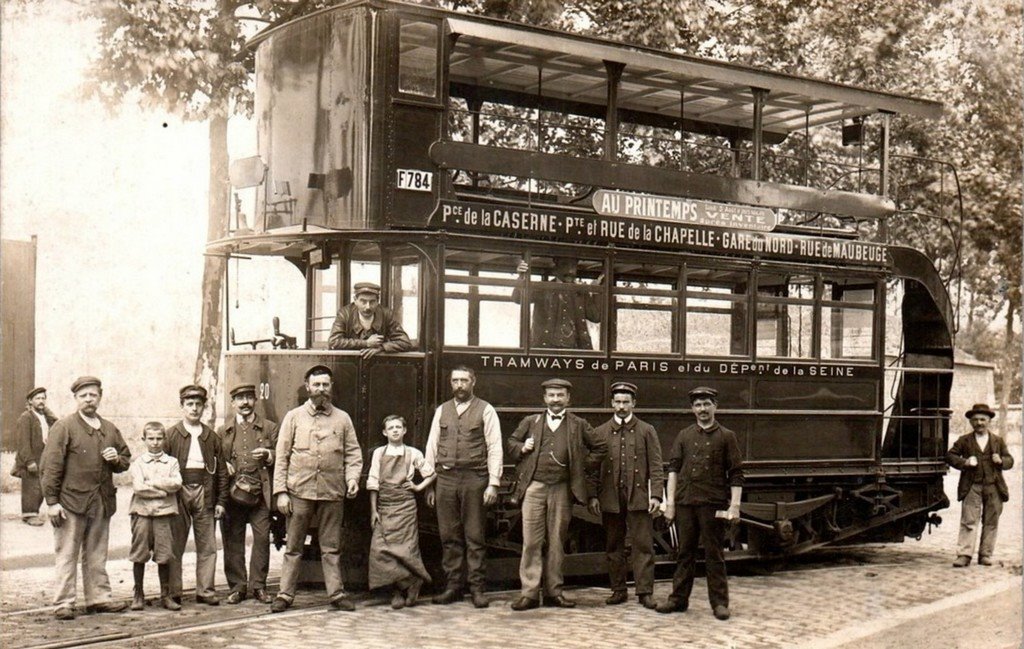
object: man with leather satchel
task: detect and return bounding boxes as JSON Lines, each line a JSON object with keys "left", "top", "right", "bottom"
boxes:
{"left": 218, "top": 383, "right": 279, "bottom": 604}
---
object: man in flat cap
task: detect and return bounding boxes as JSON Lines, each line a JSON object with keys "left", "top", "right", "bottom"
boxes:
{"left": 507, "top": 378, "right": 606, "bottom": 610}
{"left": 13, "top": 386, "right": 57, "bottom": 525}
{"left": 328, "top": 282, "right": 413, "bottom": 358}
{"left": 513, "top": 257, "right": 603, "bottom": 350}
{"left": 272, "top": 365, "right": 363, "bottom": 612}
{"left": 658, "top": 386, "right": 743, "bottom": 621}
{"left": 164, "top": 384, "right": 228, "bottom": 606}
{"left": 40, "top": 376, "right": 131, "bottom": 619}
{"left": 218, "top": 383, "right": 279, "bottom": 604}
{"left": 947, "top": 403, "right": 1015, "bottom": 567}
{"left": 589, "top": 381, "right": 664, "bottom": 609}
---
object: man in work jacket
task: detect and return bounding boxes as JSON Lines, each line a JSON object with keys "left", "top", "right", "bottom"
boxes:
{"left": 13, "top": 386, "right": 58, "bottom": 525}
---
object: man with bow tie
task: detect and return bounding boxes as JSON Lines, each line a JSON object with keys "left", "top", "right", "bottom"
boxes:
{"left": 588, "top": 382, "right": 664, "bottom": 609}
{"left": 507, "top": 378, "right": 607, "bottom": 611}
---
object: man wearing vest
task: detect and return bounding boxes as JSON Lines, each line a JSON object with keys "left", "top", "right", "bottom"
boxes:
{"left": 588, "top": 381, "right": 664, "bottom": 609}
{"left": 948, "top": 403, "right": 1015, "bottom": 567}
{"left": 424, "top": 366, "right": 502, "bottom": 608}
{"left": 164, "top": 384, "right": 229, "bottom": 606}
{"left": 507, "top": 378, "right": 607, "bottom": 611}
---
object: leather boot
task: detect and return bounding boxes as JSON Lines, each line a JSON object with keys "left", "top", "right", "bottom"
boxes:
{"left": 131, "top": 586, "right": 145, "bottom": 611}
{"left": 158, "top": 564, "right": 181, "bottom": 611}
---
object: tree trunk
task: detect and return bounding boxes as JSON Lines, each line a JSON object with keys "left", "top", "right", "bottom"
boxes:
{"left": 194, "top": 115, "right": 229, "bottom": 425}
{"left": 998, "top": 301, "right": 1016, "bottom": 436}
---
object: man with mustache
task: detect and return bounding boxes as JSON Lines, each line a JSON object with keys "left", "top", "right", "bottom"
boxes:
{"left": 40, "top": 376, "right": 131, "bottom": 620}
{"left": 272, "top": 365, "right": 363, "bottom": 612}
{"left": 218, "top": 383, "right": 279, "bottom": 604}
{"left": 13, "top": 386, "right": 58, "bottom": 526}
{"left": 424, "top": 366, "right": 503, "bottom": 608}
{"left": 328, "top": 282, "right": 413, "bottom": 358}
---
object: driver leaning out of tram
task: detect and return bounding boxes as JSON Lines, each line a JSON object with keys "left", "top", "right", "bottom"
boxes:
{"left": 328, "top": 282, "right": 413, "bottom": 358}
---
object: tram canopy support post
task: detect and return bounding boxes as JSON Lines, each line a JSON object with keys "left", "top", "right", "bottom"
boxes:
{"left": 751, "top": 87, "right": 768, "bottom": 182}
{"left": 879, "top": 112, "right": 892, "bottom": 242}
{"left": 603, "top": 61, "right": 624, "bottom": 162}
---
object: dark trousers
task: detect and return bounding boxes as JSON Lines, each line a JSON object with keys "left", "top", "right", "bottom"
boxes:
{"left": 21, "top": 474, "right": 43, "bottom": 517}
{"left": 435, "top": 468, "right": 489, "bottom": 592}
{"left": 604, "top": 499, "right": 655, "bottom": 595}
{"left": 670, "top": 504, "right": 728, "bottom": 608}
{"left": 220, "top": 500, "right": 271, "bottom": 593}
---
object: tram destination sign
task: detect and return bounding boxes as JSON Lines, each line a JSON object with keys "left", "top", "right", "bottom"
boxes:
{"left": 592, "top": 190, "right": 778, "bottom": 232}
{"left": 432, "top": 199, "right": 888, "bottom": 266}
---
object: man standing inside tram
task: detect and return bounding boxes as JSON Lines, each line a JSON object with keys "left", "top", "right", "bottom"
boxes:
{"left": 218, "top": 383, "right": 279, "bottom": 604}
{"left": 165, "top": 385, "right": 228, "bottom": 606}
{"left": 513, "top": 257, "right": 603, "bottom": 349}
{"left": 41, "top": 376, "right": 131, "bottom": 620}
{"left": 947, "top": 403, "right": 1015, "bottom": 567}
{"left": 507, "top": 378, "right": 606, "bottom": 610}
{"left": 588, "top": 381, "right": 664, "bottom": 609}
{"left": 328, "top": 282, "right": 412, "bottom": 358}
{"left": 424, "top": 366, "right": 503, "bottom": 608}
{"left": 272, "top": 365, "right": 362, "bottom": 613}
{"left": 13, "top": 386, "right": 57, "bottom": 526}
{"left": 658, "top": 386, "right": 743, "bottom": 621}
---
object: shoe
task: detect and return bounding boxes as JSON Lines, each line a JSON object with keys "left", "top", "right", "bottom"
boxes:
{"left": 405, "top": 580, "right": 422, "bottom": 607}
{"left": 330, "top": 596, "right": 355, "bottom": 612}
{"left": 23, "top": 516, "right": 44, "bottom": 526}
{"left": 510, "top": 596, "right": 540, "bottom": 611}
{"left": 431, "top": 588, "right": 462, "bottom": 605}
{"left": 656, "top": 598, "right": 688, "bottom": 614}
{"left": 131, "top": 587, "right": 145, "bottom": 611}
{"left": 979, "top": 556, "right": 994, "bottom": 566}
{"left": 471, "top": 590, "right": 489, "bottom": 609}
{"left": 952, "top": 555, "right": 971, "bottom": 568}
{"left": 543, "top": 594, "right": 576, "bottom": 608}
{"left": 161, "top": 595, "right": 181, "bottom": 611}
{"left": 605, "top": 591, "right": 628, "bottom": 606}
{"left": 270, "top": 597, "right": 290, "bottom": 613}
{"left": 54, "top": 607, "right": 75, "bottom": 620}
{"left": 85, "top": 601, "right": 128, "bottom": 614}
{"left": 196, "top": 595, "right": 221, "bottom": 606}
{"left": 253, "top": 588, "right": 273, "bottom": 604}
{"left": 713, "top": 605, "right": 731, "bottom": 620}
{"left": 638, "top": 594, "right": 657, "bottom": 610}
{"left": 172, "top": 596, "right": 182, "bottom": 605}
{"left": 226, "top": 591, "right": 246, "bottom": 605}
{"left": 391, "top": 590, "right": 406, "bottom": 610}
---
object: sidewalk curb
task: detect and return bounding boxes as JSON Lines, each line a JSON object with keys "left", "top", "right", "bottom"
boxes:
{"left": 796, "top": 575, "right": 1023, "bottom": 649}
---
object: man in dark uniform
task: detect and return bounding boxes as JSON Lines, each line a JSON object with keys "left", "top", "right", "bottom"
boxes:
{"left": 507, "top": 378, "right": 607, "bottom": 611}
{"left": 588, "top": 381, "right": 664, "bottom": 609}
{"left": 164, "top": 384, "right": 229, "bottom": 606}
{"left": 513, "top": 258, "right": 603, "bottom": 349}
{"left": 13, "top": 386, "right": 57, "bottom": 525}
{"left": 218, "top": 383, "right": 279, "bottom": 604}
{"left": 328, "top": 282, "right": 413, "bottom": 358}
{"left": 41, "top": 376, "right": 130, "bottom": 620}
{"left": 948, "top": 403, "right": 1015, "bottom": 567}
{"left": 658, "top": 386, "right": 743, "bottom": 621}
{"left": 424, "top": 366, "right": 503, "bottom": 608}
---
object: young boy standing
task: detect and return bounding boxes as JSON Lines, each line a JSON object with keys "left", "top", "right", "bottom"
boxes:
{"left": 129, "top": 422, "right": 183, "bottom": 611}
{"left": 367, "top": 415, "right": 435, "bottom": 609}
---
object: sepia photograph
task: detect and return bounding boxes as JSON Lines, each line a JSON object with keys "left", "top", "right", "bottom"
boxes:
{"left": 1, "top": 1, "right": 1020, "bottom": 647}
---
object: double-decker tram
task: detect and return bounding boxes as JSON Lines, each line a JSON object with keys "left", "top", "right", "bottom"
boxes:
{"left": 214, "top": 0, "right": 957, "bottom": 585}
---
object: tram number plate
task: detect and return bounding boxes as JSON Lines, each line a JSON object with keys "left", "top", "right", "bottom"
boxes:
{"left": 396, "top": 169, "right": 433, "bottom": 192}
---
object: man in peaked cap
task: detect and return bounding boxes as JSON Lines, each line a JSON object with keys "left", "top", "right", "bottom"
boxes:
{"left": 13, "top": 386, "right": 58, "bottom": 525}
{"left": 217, "top": 383, "right": 279, "bottom": 604}
{"left": 328, "top": 281, "right": 413, "bottom": 358}
{"left": 40, "top": 376, "right": 131, "bottom": 619}
{"left": 947, "top": 403, "right": 1015, "bottom": 567}
{"left": 589, "top": 381, "right": 664, "bottom": 609}
{"left": 658, "top": 386, "right": 744, "bottom": 621}
{"left": 506, "top": 378, "right": 606, "bottom": 610}
{"left": 164, "top": 384, "right": 229, "bottom": 606}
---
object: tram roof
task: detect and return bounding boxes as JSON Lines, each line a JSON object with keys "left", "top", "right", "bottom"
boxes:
{"left": 252, "top": 0, "right": 943, "bottom": 135}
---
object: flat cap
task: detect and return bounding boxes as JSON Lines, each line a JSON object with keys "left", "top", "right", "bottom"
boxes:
{"left": 70, "top": 376, "right": 102, "bottom": 393}
{"left": 353, "top": 282, "right": 381, "bottom": 298}
{"left": 304, "top": 364, "right": 333, "bottom": 381}
{"left": 541, "top": 378, "right": 573, "bottom": 390}
{"left": 688, "top": 386, "right": 718, "bottom": 401}
{"left": 179, "top": 384, "right": 208, "bottom": 401}
{"left": 965, "top": 403, "right": 996, "bottom": 419}
{"left": 610, "top": 381, "right": 638, "bottom": 397}
{"left": 230, "top": 383, "right": 257, "bottom": 399}
{"left": 26, "top": 387, "right": 47, "bottom": 400}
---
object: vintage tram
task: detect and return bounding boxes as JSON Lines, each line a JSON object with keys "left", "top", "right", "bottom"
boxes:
{"left": 213, "top": 0, "right": 956, "bottom": 586}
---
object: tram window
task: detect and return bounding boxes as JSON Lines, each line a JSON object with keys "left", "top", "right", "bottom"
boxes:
{"left": 398, "top": 19, "right": 438, "bottom": 98}
{"left": 822, "top": 277, "right": 876, "bottom": 360}
{"left": 756, "top": 273, "right": 815, "bottom": 359}
{"left": 614, "top": 263, "right": 677, "bottom": 354}
{"left": 350, "top": 259, "right": 381, "bottom": 295}
{"left": 390, "top": 257, "right": 420, "bottom": 344}
{"left": 444, "top": 250, "right": 521, "bottom": 348}
{"left": 685, "top": 268, "right": 749, "bottom": 356}
{"left": 515, "top": 256, "right": 604, "bottom": 351}
{"left": 311, "top": 261, "right": 340, "bottom": 348}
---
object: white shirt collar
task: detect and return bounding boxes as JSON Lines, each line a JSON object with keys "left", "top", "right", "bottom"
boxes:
{"left": 614, "top": 415, "right": 633, "bottom": 426}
